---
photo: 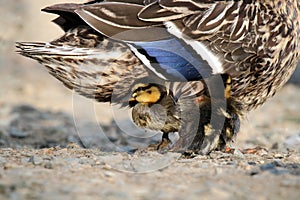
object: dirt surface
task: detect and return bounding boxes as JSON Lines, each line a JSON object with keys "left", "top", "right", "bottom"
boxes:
{"left": 0, "top": 1, "right": 300, "bottom": 199}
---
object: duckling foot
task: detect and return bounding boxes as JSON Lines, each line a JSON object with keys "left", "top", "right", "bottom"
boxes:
{"left": 147, "top": 133, "right": 172, "bottom": 153}
{"left": 240, "top": 146, "right": 268, "bottom": 155}
{"left": 224, "top": 147, "right": 235, "bottom": 154}
{"left": 223, "top": 146, "right": 268, "bottom": 155}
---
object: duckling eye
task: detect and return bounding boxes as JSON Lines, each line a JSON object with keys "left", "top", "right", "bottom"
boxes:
{"left": 136, "top": 87, "right": 143, "bottom": 92}
{"left": 147, "top": 90, "right": 152, "bottom": 94}
{"left": 133, "top": 88, "right": 142, "bottom": 94}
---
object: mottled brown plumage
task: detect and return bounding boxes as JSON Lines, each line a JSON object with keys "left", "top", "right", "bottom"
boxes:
{"left": 136, "top": 0, "right": 300, "bottom": 111}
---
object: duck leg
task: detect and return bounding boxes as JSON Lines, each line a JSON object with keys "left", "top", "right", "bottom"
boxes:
{"left": 172, "top": 75, "right": 242, "bottom": 155}
{"left": 171, "top": 98, "right": 202, "bottom": 153}
{"left": 157, "top": 132, "right": 172, "bottom": 153}
{"left": 147, "top": 132, "right": 172, "bottom": 153}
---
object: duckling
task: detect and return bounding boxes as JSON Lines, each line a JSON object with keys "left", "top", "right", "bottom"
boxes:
{"left": 129, "top": 83, "right": 180, "bottom": 151}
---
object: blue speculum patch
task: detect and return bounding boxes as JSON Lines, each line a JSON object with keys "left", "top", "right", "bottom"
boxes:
{"left": 133, "top": 38, "right": 212, "bottom": 81}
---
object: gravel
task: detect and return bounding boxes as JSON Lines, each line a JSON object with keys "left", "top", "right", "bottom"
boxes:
{"left": 0, "top": 0, "right": 299, "bottom": 199}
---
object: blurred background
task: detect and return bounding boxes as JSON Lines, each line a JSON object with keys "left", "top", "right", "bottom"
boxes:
{"left": 0, "top": 0, "right": 300, "bottom": 151}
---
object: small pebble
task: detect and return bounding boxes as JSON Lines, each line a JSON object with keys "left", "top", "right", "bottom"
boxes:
{"left": 274, "top": 154, "right": 284, "bottom": 159}
{"left": 28, "top": 156, "right": 43, "bottom": 165}
{"left": 9, "top": 127, "right": 29, "bottom": 138}
{"left": 102, "top": 164, "right": 112, "bottom": 170}
{"left": 259, "top": 163, "right": 276, "bottom": 171}
{"left": 44, "top": 161, "right": 54, "bottom": 169}
{"left": 103, "top": 171, "right": 116, "bottom": 178}
{"left": 248, "top": 161, "right": 257, "bottom": 166}
{"left": 92, "top": 160, "right": 105, "bottom": 166}
{"left": 258, "top": 160, "right": 265, "bottom": 164}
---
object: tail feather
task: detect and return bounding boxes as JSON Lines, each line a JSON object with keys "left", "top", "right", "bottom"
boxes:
{"left": 16, "top": 40, "right": 149, "bottom": 104}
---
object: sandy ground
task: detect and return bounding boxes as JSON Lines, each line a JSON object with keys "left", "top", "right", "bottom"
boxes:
{"left": 0, "top": 0, "right": 300, "bottom": 199}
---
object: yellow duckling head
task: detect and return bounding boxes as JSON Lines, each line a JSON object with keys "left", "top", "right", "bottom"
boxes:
{"left": 129, "top": 83, "right": 163, "bottom": 107}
